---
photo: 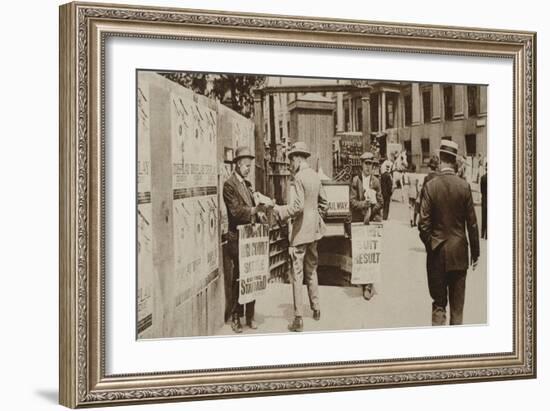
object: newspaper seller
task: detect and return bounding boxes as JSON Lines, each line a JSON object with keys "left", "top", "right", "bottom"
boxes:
{"left": 222, "top": 146, "right": 271, "bottom": 333}
{"left": 349, "top": 151, "right": 383, "bottom": 300}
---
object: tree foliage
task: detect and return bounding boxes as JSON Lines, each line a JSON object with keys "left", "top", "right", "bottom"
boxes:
{"left": 160, "top": 72, "right": 266, "bottom": 118}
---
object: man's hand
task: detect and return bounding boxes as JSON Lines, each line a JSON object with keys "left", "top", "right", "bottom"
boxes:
{"left": 471, "top": 256, "right": 479, "bottom": 271}
{"left": 253, "top": 192, "right": 276, "bottom": 208}
{"left": 257, "top": 211, "right": 268, "bottom": 224}
{"left": 264, "top": 198, "right": 276, "bottom": 208}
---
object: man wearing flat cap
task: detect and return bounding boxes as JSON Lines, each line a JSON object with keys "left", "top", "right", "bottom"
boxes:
{"left": 273, "top": 142, "right": 328, "bottom": 332}
{"left": 349, "top": 151, "right": 384, "bottom": 300}
{"left": 223, "top": 146, "right": 269, "bottom": 333}
{"left": 418, "top": 140, "right": 480, "bottom": 326}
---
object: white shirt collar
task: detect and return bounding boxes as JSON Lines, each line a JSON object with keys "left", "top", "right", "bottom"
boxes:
{"left": 362, "top": 173, "right": 371, "bottom": 191}
{"left": 234, "top": 171, "right": 246, "bottom": 183}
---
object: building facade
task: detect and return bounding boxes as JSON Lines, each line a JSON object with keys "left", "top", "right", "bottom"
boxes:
{"left": 337, "top": 81, "right": 487, "bottom": 173}
{"left": 258, "top": 77, "right": 487, "bottom": 177}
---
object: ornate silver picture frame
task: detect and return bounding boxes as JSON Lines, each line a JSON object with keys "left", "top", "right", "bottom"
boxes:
{"left": 59, "top": 2, "right": 536, "bottom": 408}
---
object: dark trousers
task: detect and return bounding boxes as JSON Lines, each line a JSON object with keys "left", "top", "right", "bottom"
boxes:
{"left": 481, "top": 200, "right": 487, "bottom": 239}
{"left": 228, "top": 239, "right": 255, "bottom": 320}
{"left": 427, "top": 249, "right": 467, "bottom": 325}
{"left": 382, "top": 194, "right": 391, "bottom": 220}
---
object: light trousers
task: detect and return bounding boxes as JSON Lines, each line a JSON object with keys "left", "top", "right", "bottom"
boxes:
{"left": 289, "top": 241, "right": 320, "bottom": 317}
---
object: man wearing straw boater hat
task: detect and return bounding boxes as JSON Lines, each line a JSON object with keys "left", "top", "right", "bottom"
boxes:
{"left": 223, "top": 146, "right": 269, "bottom": 333}
{"left": 418, "top": 140, "right": 480, "bottom": 326}
{"left": 273, "top": 142, "right": 328, "bottom": 332}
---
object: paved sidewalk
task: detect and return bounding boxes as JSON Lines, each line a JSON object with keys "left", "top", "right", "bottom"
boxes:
{"left": 215, "top": 201, "right": 487, "bottom": 336}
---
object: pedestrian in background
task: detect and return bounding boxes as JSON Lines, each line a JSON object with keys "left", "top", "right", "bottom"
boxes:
{"left": 273, "top": 142, "right": 328, "bottom": 332}
{"left": 418, "top": 141, "right": 480, "bottom": 326}
{"left": 380, "top": 158, "right": 393, "bottom": 220}
{"left": 414, "top": 174, "right": 425, "bottom": 228}
{"left": 480, "top": 164, "right": 488, "bottom": 239}
{"left": 404, "top": 163, "right": 419, "bottom": 227}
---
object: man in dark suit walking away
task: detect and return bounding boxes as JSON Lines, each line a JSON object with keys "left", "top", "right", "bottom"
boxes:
{"left": 273, "top": 142, "right": 328, "bottom": 332}
{"left": 350, "top": 152, "right": 384, "bottom": 300}
{"left": 480, "top": 166, "right": 488, "bottom": 239}
{"left": 418, "top": 141, "right": 480, "bottom": 326}
{"left": 223, "top": 146, "right": 268, "bottom": 333}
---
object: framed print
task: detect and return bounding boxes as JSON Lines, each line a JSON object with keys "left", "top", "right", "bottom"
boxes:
{"left": 59, "top": 1, "right": 537, "bottom": 408}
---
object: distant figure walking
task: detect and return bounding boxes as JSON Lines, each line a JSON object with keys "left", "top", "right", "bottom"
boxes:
{"left": 480, "top": 166, "right": 488, "bottom": 239}
{"left": 380, "top": 159, "right": 393, "bottom": 220}
{"left": 392, "top": 150, "right": 408, "bottom": 203}
{"left": 404, "top": 163, "right": 419, "bottom": 227}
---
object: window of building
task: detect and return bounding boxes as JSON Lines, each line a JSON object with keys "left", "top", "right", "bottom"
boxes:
{"left": 465, "top": 134, "right": 477, "bottom": 156}
{"left": 422, "top": 89, "right": 432, "bottom": 123}
{"left": 357, "top": 107, "right": 363, "bottom": 131}
{"left": 403, "top": 140, "right": 412, "bottom": 166}
{"left": 386, "top": 93, "right": 398, "bottom": 129}
{"left": 378, "top": 134, "right": 387, "bottom": 159}
{"left": 467, "top": 86, "right": 478, "bottom": 117}
{"left": 344, "top": 107, "right": 350, "bottom": 132}
{"left": 370, "top": 93, "right": 379, "bottom": 132}
{"left": 444, "top": 86, "right": 453, "bottom": 121}
{"left": 421, "top": 138, "right": 430, "bottom": 164}
{"left": 404, "top": 94, "right": 412, "bottom": 126}
{"left": 287, "top": 121, "right": 290, "bottom": 140}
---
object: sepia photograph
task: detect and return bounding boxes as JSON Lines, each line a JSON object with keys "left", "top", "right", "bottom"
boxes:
{"left": 57, "top": 2, "right": 536, "bottom": 407}
{"left": 136, "top": 70, "right": 488, "bottom": 339}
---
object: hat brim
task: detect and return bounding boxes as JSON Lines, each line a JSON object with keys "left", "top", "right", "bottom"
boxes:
{"left": 234, "top": 155, "right": 255, "bottom": 162}
{"left": 288, "top": 151, "right": 311, "bottom": 158}
{"left": 439, "top": 149, "right": 458, "bottom": 157}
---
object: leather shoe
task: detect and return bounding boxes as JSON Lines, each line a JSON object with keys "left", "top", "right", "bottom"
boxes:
{"left": 231, "top": 315, "right": 243, "bottom": 333}
{"left": 288, "top": 316, "right": 303, "bottom": 332}
{"left": 313, "top": 310, "right": 321, "bottom": 321}
{"left": 363, "top": 284, "right": 375, "bottom": 300}
{"left": 246, "top": 318, "right": 258, "bottom": 329}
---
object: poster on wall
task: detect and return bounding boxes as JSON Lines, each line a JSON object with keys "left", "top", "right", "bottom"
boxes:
{"left": 136, "top": 82, "right": 154, "bottom": 336}
{"left": 171, "top": 88, "right": 219, "bottom": 307}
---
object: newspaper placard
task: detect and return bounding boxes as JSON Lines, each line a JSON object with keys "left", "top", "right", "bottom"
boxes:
{"left": 351, "top": 223, "right": 383, "bottom": 284}
{"left": 324, "top": 184, "right": 350, "bottom": 218}
{"left": 238, "top": 224, "right": 270, "bottom": 304}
